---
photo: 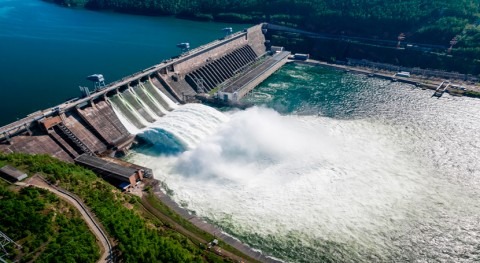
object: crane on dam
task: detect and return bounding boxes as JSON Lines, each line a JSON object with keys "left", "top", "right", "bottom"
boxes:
{"left": 86, "top": 74, "right": 106, "bottom": 91}
{"left": 222, "top": 27, "right": 233, "bottom": 38}
{"left": 176, "top": 42, "right": 190, "bottom": 54}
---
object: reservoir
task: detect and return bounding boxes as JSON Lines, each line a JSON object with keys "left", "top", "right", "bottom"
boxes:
{"left": 0, "top": 0, "right": 240, "bottom": 126}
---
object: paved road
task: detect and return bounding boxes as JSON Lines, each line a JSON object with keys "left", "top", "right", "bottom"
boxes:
{"left": 25, "top": 176, "right": 112, "bottom": 263}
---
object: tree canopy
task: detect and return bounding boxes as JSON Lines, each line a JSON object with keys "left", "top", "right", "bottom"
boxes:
{"left": 46, "top": 0, "right": 480, "bottom": 47}
{"left": 0, "top": 153, "right": 231, "bottom": 262}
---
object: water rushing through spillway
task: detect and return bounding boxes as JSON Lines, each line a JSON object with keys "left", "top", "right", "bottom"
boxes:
{"left": 108, "top": 80, "right": 179, "bottom": 131}
{"left": 124, "top": 64, "right": 480, "bottom": 262}
{"left": 138, "top": 104, "right": 229, "bottom": 150}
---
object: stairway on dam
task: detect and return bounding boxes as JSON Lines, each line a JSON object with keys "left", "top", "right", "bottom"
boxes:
{"left": 184, "top": 45, "right": 259, "bottom": 92}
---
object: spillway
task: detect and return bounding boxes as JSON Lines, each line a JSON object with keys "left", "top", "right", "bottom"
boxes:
{"left": 134, "top": 84, "right": 167, "bottom": 117}
{"left": 122, "top": 89, "right": 157, "bottom": 123}
{"left": 108, "top": 81, "right": 180, "bottom": 130}
{"left": 108, "top": 94, "right": 148, "bottom": 129}
{"left": 144, "top": 80, "right": 177, "bottom": 111}
{"left": 135, "top": 103, "right": 227, "bottom": 149}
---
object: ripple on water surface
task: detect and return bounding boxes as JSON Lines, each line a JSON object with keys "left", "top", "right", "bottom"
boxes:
{"left": 129, "top": 64, "right": 480, "bottom": 262}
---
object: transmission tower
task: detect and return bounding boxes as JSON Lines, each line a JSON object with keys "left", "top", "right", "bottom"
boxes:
{"left": 448, "top": 35, "right": 458, "bottom": 53}
{"left": 0, "top": 230, "right": 21, "bottom": 262}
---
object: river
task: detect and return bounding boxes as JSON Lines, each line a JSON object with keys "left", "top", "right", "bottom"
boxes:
{"left": 129, "top": 63, "right": 480, "bottom": 262}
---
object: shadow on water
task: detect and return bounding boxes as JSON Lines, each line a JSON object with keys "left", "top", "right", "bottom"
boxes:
{"left": 135, "top": 129, "right": 187, "bottom": 156}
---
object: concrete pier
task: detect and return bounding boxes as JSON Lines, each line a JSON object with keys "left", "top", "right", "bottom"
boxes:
{"left": 219, "top": 51, "right": 290, "bottom": 101}
{"left": 296, "top": 59, "right": 480, "bottom": 95}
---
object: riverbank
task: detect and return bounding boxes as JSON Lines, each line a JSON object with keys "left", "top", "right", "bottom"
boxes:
{"left": 294, "top": 59, "right": 480, "bottom": 98}
{"left": 0, "top": 153, "right": 237, "bottom": 262}
{"left": 145, "top": 179, "right": 282, "bottom": 263}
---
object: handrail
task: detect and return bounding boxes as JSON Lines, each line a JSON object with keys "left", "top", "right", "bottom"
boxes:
{"left": 37, "top": 176, "right": 114, "bottom": 262}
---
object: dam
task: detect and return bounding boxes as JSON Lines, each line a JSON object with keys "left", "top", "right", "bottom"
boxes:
{"left": 0, "top": 23, "right": 289, "bottom": 162}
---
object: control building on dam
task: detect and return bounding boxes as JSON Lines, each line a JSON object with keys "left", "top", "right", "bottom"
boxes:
{"left": 0, "top": 24, "right": 290, "bottom": 179}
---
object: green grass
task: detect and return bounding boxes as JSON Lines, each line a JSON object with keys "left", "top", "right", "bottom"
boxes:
{"left": 0, "top": 183, "right": 100, "bottom": 263}
{"left": 145, "top": 192, "right": 261, "bottom": 262}
{"left": 0, "top": 153, "right": 245, "bottom": 262}
{"left": 465, "top": 90, "right": 480, "bottom": 98}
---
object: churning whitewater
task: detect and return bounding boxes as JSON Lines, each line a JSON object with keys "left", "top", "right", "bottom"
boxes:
{"left": 125, "top": 64, "right": 480, "bottom": 262}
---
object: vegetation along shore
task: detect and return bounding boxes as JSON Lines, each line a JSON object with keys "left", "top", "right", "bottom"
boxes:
{"left": 45, "top": 0, "right": 480, "bottom": 74}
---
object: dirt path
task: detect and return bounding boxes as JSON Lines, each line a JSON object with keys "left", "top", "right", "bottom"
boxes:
{"left": 25, "top": 176, "right": 113, "bottom": 263}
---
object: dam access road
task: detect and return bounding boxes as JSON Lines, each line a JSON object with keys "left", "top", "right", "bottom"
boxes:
{"left": 294, "top": 59, "right": 480, "bottom": 97}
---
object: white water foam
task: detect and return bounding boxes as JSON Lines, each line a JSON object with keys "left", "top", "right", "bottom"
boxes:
{"left": 137, "top": 103, "right": 228, "bottom": 149}
{"left": 110, "top": 100, "right": 142, "bottom": 134}
{"left": 128, "top": 106, "right": 477, "bottom": 261}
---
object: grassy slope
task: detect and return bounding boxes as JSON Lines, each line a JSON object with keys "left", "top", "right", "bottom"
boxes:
{"left": 0, "top": 180, "right": 99, "bottom": 263}
{"left": 0, "top": 153, "right": 255, "bottom": 262}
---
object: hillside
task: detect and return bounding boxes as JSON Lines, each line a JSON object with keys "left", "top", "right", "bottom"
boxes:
{"left": 46, "top": 0, "right": 480, "bottom": 49}
{"left": 0, "top": 180, "right": 100, "bottom": 262}
{"left": 0, "top": 153, "right": 254, "bottom": 262}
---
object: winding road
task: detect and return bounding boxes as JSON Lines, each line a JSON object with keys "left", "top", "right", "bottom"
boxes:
{"left": 24, "top": 175, "right": 113, "bottom": 263}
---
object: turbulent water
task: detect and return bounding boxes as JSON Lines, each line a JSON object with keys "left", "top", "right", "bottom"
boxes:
{"left": 127, "top": 63, "right": 480, "bottom": 262}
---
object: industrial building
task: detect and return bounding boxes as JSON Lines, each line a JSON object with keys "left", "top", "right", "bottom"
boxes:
{"left": 74, "top": 154, "right": 144, "bottom": 190}
{"left": 0, "top": 165, "right": 27, "bottom": 182}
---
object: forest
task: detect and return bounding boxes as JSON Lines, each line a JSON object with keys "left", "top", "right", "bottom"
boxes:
{"left": 0, "top": 153, "right": 233, "bottom": 262}
{"left": 44, "top": 0, "right": 480, "bottom": 73}
{"left": 46, "top": 0, "right": 480, "bottom": 49}
{"left": 0, "top": 181, "right": 99, "bottom": 262}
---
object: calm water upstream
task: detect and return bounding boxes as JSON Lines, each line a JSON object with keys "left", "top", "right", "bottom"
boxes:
{"left": 0, "top": 0, "right": 241, "bottom": 126}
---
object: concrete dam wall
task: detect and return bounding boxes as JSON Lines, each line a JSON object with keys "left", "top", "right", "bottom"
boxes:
{"left": 0, "top": 24, "right": 281, "bottom": 161}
